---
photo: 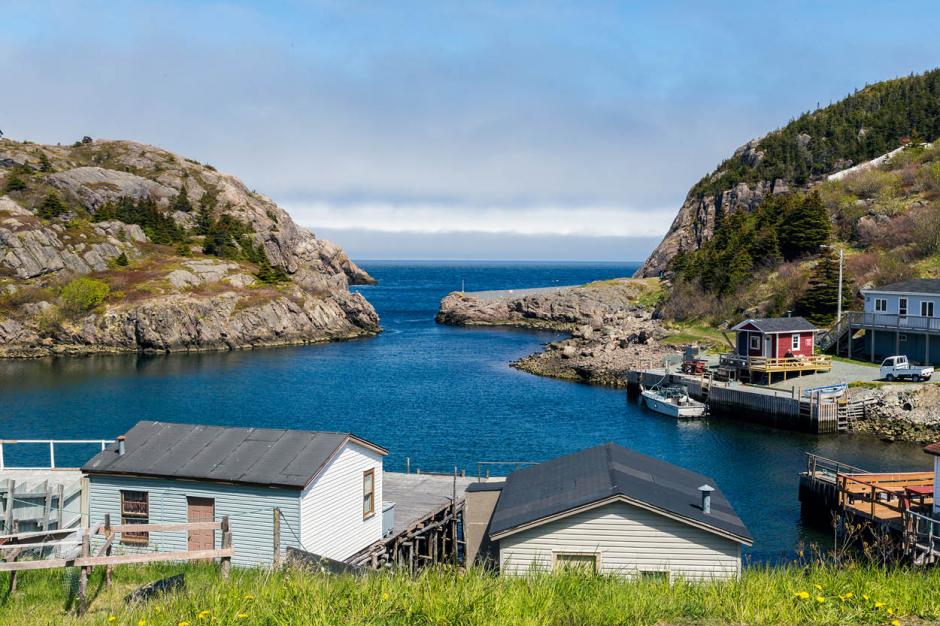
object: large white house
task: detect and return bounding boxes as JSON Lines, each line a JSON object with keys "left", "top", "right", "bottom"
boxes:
{"left": 465, "top": 443, "right": 752, "bottom": 580}
{"left": 82, "top": 421, "right": 387, "bottom": 567}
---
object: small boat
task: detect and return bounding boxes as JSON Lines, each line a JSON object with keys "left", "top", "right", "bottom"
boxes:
{"left": 641, "top": 386, "right": 707, "bottom": 418}
{"left": 801, "top": 383, "right": 848, "bottom": 399}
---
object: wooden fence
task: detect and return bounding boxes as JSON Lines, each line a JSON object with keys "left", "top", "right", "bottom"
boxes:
{"left": 0, "top": 516, "right": 233, "bottom": 614}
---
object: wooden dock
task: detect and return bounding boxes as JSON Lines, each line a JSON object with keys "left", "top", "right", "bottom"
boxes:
{"left": 347, "top": 471, "right": 477, "bottom": 571}
{"left": 626, "top": 369, "right": 855, "bottom": 434}
{"left": 799, "top": 453, "right": 940, "bottom": 564}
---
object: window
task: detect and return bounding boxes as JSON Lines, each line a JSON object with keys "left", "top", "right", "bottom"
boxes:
{"left": 554, "top": 552, "right": 598, "bottom": 573}
{"left": 875, "top": 298, "right": 888, "bottom": 312}
{"left": 899, "top": 333, "right": 908, "bottom": 343}
{"left": 362, "top": 469, "right": 375, "bottom": 518}
{"left": 922, "top": 301, "right": 935, "bottom": 317}
{"left": 749, "top": 335, "right": 760, "bottom": 351}
{"left": 899, "top": 298, "right": 908, "bottom": 316}
{"left": 791, "top": 334, "right": 800, "bottom": 351}
{"left": 120, "top": 490, "right": 149, "bottom": 546}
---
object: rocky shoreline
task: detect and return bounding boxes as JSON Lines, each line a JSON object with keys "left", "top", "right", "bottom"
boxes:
{"left": 436, "top": 279, "right": 679, "bottom": 386}
{"left": 848, "top": 384, "right": 940, "bottom": 443}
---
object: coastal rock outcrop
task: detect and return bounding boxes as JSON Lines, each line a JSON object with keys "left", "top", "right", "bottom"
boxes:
{"left": 849, "top": 384, "right": 940, "bottom": 442}
{"left": 0, "top": 138, "right": 379, "bottom": 357}
{"left": 436, "top": 279, "right": 678, "bottom": 386}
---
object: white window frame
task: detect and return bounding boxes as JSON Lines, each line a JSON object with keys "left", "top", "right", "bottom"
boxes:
{"left": 874, "top": 298, "right": 888, "bottom": 312}
{"left": 922, "top": 301, "right": 935, "bottom": 317}
{"left": 749, "top": 334, "right": 760, "bottom": 351}
{"left": 899, "top": 298, "right": 908, "bottom": 316}
{"left": 362, "top": 468, "right": 375, "bottom": 519}
{"left": 553, "top": 551, "right": 600, "bottom": 574}
{"left": 791, "top": 334, "right": 800, "bottom": 351}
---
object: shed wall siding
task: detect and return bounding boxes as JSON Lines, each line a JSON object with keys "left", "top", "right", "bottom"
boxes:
{"left": 299, "top": 442, "right": 383, "bottom": 561}
{"left": 87, "top": 476, "right": 301, "bottom": 567}
{"left": 498, "top": 501, "right": 741, "bottom": 581}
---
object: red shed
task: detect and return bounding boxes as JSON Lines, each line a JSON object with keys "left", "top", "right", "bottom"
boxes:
{"left": 730, "top": 317, "right": 818, "bottom": 359}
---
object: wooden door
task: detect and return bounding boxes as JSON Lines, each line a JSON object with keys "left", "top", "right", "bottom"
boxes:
{"left": 187, "top": 497, "right": 215, "bottom": 551}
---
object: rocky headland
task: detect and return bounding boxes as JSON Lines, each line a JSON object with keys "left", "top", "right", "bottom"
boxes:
{"left": 0, "top": 138, "right": 378, "bottom": 357}
{"left": 436, "top": 279, "right": 679, "bottom": 386}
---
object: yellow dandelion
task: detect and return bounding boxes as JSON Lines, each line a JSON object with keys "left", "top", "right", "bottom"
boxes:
{"left": 844, "top": 592, "right": 854, "bottom": 599}
{"left": 382, "top": 592, "right": 390, "bottom": 601}
{"left": 863, "top": 594, "right": 870, "bottom": 601}
{"left": 108, "top": 618, "right": 117, "bottom": 624}
{"left": 875, "top": 601, "right": 885, "bottom": 608}
{"left": 814, "top": 584, "right": 822, "bottom": 590}
{"left": 237, "top": 613, "right": 249, "bottom": 620}
{"left": 795, "top": 591, "right": 810, "bottom": 600}
{"left": 243, "top": 593, "right": 255, "bottom": 600}
{"left": 198, "top": 610, "right": 211, "bottom": 619}
{"left": 891, "top": 620, "right": 901, "bottom": 626}
{"left": 138, "top": 620, "right": 147, "bottom": 626}
{"left": 179, "top": 622, "right": 191, "bottom": 626}
{"left": 815, "top": 596, "right": 825, "bottom": 604}
{"left": 887, "top": 608, "right": 895, "bottom": 615}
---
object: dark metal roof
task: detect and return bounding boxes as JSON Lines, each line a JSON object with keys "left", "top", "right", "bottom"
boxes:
{"left": 466, "top": 481, "right": 505, "bottom": 493}
{"left": 731, "top": 316, "right": 817, "bottom": 333}
{"left": 488, "top": 443, "right": 752, "bottom": 544}
{"left": 869, "top": 279, "right": 940, "bottom": 295}
{"left": 82, "top": 421, "right": 387, "bottom": 489}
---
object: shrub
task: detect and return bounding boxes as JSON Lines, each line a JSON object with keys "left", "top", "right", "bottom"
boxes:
{"left": 172, "top": 188, "right": 193, "bottom": 213}
{"left": 38, "top": 153, "right": 53, "bottom": 172}
{"left": 114, "top": 252, "right": 129, "bottom": 267}
{"left": 842, "top": 169, "right": 900, "bottom": 200}
{"left": 59, "top": 277, "right": 110, "bottom": 316}
{"left": 175, "top": 243, "right": 192, "bottom": 257}
{"left": 3, "top": 169, "right": 28, "bottom": 192}
{"left": 36, "top": 192, "right": 67, "bottom": 219}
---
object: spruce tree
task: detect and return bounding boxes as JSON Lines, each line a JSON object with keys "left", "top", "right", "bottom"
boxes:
{"left": 172, "top": 188, "right": 193, "bottom": 213}
{"left": 777, "top": 191, "right": 831, "bottom": 260}
{"left": 795, "top": 250, "right": 851, "bottom": 326}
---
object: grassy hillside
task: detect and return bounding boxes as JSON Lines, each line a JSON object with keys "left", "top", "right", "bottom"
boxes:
{"left": 662, "top": 140, "right": 940, "bottom": 326}
{"left": 3, "top": 562, "right": 939, "bottom": 625}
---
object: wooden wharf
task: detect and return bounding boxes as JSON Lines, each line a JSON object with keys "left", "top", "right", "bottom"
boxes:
{"left": 799, "top": 452, "right": 940, "bottom": 565}
{"left": 625, "top": 369, "right": 865, "bottom": 434}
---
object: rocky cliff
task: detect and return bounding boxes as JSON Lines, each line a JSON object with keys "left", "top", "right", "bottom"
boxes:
{"left": 437, "top": 279, "right": 677, "bottom": 386}
{"left": 0, "top": 138, "right": 379, "bottom": 357}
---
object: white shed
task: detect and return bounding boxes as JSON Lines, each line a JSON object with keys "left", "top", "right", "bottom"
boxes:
{"left": 82, "top": 421, "right": 387, "bottom": 567}
{"left": 484, "top": 443, "right": 752, "bottom": 580}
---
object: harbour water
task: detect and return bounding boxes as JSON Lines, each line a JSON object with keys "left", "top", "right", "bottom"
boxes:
{"left": 0, "top": 261, "right": 930, "bottom": 561}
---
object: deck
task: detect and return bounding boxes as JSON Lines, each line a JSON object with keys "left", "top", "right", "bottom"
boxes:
{"left": 719, "top": 353, "right": 832, "bottom": 374}
{"left": 383, "top": 472, "right": 476, "bottom": 536}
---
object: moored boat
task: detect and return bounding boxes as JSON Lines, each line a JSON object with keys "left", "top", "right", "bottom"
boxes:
{"left": 641, "top": 386, "right": 707, "bottom": 418}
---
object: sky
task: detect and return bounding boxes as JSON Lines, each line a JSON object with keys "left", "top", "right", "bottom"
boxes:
{"left": 3, "top": 2, "right": 940, "bottom": 261}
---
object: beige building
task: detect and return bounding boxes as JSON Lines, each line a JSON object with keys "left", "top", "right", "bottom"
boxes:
{"left": 466, "top": 443, "right": 752, "bottom": 580}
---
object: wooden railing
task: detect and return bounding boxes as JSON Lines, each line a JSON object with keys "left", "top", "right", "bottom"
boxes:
{"left": 850, "top": 311, "right": 940, "bottom": 333}
{"left": 0, "top": 517, "right": 233, "bottom": 613}
{"left": 837, "top": 472, "right": 934, "bottom": 520}
{"left": 719, "top": 353, "right": 832, "bottom": 372}
{"left": 805, "top": 453, "right": 868, "bottom": 481}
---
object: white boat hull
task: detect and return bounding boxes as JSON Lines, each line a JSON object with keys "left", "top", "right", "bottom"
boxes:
{"left": 641, "top": 390, "right": 707, "bottom": 418}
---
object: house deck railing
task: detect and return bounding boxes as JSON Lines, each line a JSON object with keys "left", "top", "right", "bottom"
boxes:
{"left": 848, "top": 311, "right": 940, "bottom": 333}
{"left": 719, "top": 353, "right": 832, "bottom": 372}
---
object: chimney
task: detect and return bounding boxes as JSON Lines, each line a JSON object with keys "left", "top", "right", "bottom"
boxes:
{"left": 698, "top": 484, "right": 715, "bottom": 514}
{"left": 117, "top": 435, "right": 126, "bottom": 456}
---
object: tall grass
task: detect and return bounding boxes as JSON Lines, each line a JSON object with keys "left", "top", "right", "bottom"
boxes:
{"left": 2, "top": 563, "right": 939, "bottom": 625}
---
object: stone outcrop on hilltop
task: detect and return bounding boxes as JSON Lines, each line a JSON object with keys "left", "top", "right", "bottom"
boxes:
{"left": 0, "top": 138, "right": 378, "bottom": 357}
{"left": 436, "top": 279, "right": 678, "bottom": 386}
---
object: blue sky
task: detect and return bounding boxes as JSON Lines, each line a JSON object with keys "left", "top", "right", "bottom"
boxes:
{"left": 3, "top": 1, "right": 940, "bottom": 260}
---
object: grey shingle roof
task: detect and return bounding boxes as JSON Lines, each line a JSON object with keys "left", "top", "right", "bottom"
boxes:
{"left": 488, "top": 443, "right": 752, "bottom": 544}
{"left": 869, "top": 279, "right": 940, "bottom": 295}
{"left": 82, "top": 421, "right": 386, "bottom": 489}
{"left": 732, "top": 316, "right": 817, "bottom": 333}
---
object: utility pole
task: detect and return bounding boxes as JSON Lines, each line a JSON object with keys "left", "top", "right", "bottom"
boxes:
{"left": 836, "top": 248, "right": 844, "bottom": 323}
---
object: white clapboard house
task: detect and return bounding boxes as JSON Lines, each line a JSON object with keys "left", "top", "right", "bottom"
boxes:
{"left": 82, "top": 420, "right": 387, "bottom": 567}
{"left": 466, "top": 443, "right": 752, "bottom": 580}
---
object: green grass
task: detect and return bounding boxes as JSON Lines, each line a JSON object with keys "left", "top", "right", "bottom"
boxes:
{"left": 3, "top": 563, "right": 938, "bottom": 625}
{"left": 830, "top": 356, "right": 880, "bottom": 368}
{"left": 662, "top": 323, "right": 731, "bottom": 351}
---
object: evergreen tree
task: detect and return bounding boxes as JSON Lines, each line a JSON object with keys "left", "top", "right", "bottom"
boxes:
{"left": 3, "top": 169, "right": 27, "bottom": 192}
{"left": 778, "top": 191, "right": 831, "bottom": 260}
{"left": 172, "top": 188, "right": 193, "bottom": 213}
{"left": 114, "top": 252, "right": 129, "bottom": 267}
{"left": 37, "top": 192, "right": 67, "bottom": 219}
{"left": 38, "top": 153, "right": 53, "bottom": 172}
{"left": 794, "top": 250, "right": 851, "bottom": 326}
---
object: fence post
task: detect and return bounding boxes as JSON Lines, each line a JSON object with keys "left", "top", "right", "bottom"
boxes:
{"left": 4, "top": 480, "right": 14, "bottom": 532}
{"left": 49, "top": 441, "right": 55, "bottom": 469}
{"left": 7, "top": 521, "right": 18, "bottom": 594}
{"left": 104, "top": 514, "right": 113, "bottom": 587}
{"left": 272, "top": 508, "right": 281, "bottom": 569}
{"left": 56, "top": 484, "right": 64, "bottom": 530}
{"left": 77, "top": 530, "right": 90, "bottom": 615}
{"left": 220, "top": 516, "right": 232, "bottom": 579}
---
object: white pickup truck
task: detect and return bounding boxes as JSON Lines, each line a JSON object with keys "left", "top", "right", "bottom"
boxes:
{"left": 880, "top": 355, "right": 934, "bottom": 381}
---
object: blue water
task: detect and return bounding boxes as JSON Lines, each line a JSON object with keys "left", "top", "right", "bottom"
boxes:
{"left": 0, "top": 261, "right": 930, "bottom": 561}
